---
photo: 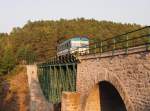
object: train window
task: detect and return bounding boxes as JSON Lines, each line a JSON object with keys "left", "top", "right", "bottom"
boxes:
{"left": 69, "top": 41, "right": 71, "bottom": 47}
{"left": 57, "top": 37, "right": 89, "bottom": 56}
{"left": 67, "top": 42, "right": 69, "bottom": 48}
{"left": 81, "top": 43, "right": 88, "bottom": 47}
{"left": 64, "top": 44, "right": 66, "bottom": 49}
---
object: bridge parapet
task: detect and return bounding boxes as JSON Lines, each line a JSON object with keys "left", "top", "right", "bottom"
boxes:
{"left": 76, "top": 26, "right": 150, "bottom": 58}
{"left": 77, "top": 51, "right": 150, "bottom": 111}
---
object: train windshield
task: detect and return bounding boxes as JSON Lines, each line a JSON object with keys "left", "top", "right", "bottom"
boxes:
{"left": 71, "top": 37, "right": 89, "bottom": 48}
{"left": 57, "top": 36, "right": 89, "bottom": 56}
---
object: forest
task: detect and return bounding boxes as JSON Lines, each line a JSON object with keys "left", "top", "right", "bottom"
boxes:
{"left": 0, "top": 18, "right": 142, "bottom": 75}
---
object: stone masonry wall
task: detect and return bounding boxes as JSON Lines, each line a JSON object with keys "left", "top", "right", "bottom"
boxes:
{"left": 76, "top": 52, "right": 150, "bottom": 111}
{"left": 84, "top": 85, "right": 100, "bottom": 111}
{"left": 61, "top": 92, "right": 80, "bottom": 111}
{"left": 27, "top": 65, "right": 54, "bottom": 111}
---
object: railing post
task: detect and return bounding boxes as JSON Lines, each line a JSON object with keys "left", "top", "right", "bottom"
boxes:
{"left": 76, "top": 47, "right": 79, "bottom": 56}
{"left": 100, "top": 41, "right": 103, "bottom": 54}
{"left": 112, "top": 38, "right": 116, "bottom": 55}
{"left": 125, "top": 35, "right": 129, "bottom": 54}
{"left": 94, "top": 43, "right": 97, "bottom": 54}
{"left": 146, "top": 28, "right": 150, "bottom": 51}
{"left": 54, "top": 66, "right": 58, "bottom": 102}
{"left": 45, "top": 66, "right": 47, "bottom": 97}
{"left": 49, "top": 66, "right": 52, "bottom": 101}
{"left": 72, "top": 63, "right": 76, "bottom": 91}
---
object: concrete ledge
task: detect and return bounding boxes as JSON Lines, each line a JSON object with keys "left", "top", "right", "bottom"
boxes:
{"left": 61, "top": 92, "right": 80, "bottom": 111}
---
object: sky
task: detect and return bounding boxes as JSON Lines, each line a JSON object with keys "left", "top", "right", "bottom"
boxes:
{"left": 0, "top": 0, "right": 150, "bottom": 33}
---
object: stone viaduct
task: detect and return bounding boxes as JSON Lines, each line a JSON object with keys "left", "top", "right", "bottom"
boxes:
{"left": 26, "top": 26, "right": 150, "bottom": 111}
{"left": 27, "top": 50, "right": 150, "bottom": 111}
{"left": 76, "top": 51, "right": 150, "bottom": 111}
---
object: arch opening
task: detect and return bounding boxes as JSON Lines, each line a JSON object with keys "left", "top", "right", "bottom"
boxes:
{"left": 99, "top": 81, "right": 127, "bottom": 111}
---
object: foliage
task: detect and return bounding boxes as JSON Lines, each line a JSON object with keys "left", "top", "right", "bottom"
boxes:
{"left": 16, "top": 45, "right": 36, "bottom": 64}
{"left": 0, "top": 33, "right": 8, "bottom": 38}
{"left": 0, "top": 47, "right": 16, "bottom": 75}
{"left": 0, "top": 18, "right": 142, "bottom": 75}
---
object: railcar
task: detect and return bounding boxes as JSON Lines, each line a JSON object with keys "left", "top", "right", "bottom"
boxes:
{"left": 57, "top": 36, "right": 89, "bottom": 56}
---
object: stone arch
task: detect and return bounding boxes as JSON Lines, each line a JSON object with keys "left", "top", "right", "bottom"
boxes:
{"left": 99, "top": 81, "right": 127, "bottom": 111}
{"left": 83, "top": 72, "right": 134, "bottom": 111}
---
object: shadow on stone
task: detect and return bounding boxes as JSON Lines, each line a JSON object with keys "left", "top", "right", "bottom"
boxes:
{"left": 99, "top": 81, "right": 127, "bottom": 111}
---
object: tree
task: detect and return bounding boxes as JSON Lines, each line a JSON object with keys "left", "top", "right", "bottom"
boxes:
{"left": 0, "top": 47, "right": 16, "bottom": 74}
{"left": 16, "top": 45, "right": 36, "bottom": 64}
{"left": 0, "top": 18, "right": 141, "bottom": 63}
{"left": 0, "top": 33, "right": 8, "bottom": 38}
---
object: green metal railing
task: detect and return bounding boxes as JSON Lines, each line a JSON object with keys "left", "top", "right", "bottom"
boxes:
{"left": 74, "top": 26, "right": 150, "bottom": 56}
{"left": 37, "top": 55, "right": 77, "bottom": 103}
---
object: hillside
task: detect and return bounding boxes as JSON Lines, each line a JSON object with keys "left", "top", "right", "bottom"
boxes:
{"left": 0, "top": 18, "right": 142, "bottom": 75}
{"left": 0, "top": 66, "right": 29, "bottom": 111}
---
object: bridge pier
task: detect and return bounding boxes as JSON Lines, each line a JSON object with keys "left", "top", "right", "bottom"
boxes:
{"left": 61, "top": 92, "right": 80, "bottom": 111}
{"left": 84, "top": 85, "right": 100, "bottom": 111}
{"left": 27, "top": 65, "right": 54, "bottom": 111}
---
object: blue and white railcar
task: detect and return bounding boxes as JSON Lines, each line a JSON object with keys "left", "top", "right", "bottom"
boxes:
{"left": 57, "top": 36, "right": 89, "bottom": 56}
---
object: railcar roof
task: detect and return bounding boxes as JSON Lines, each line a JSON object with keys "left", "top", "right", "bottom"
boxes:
{"left": 59, "top": 36, "right": 89, "bottom": 45}
{"left": 71, "top": 36, "right": 88, "bottom": 40}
